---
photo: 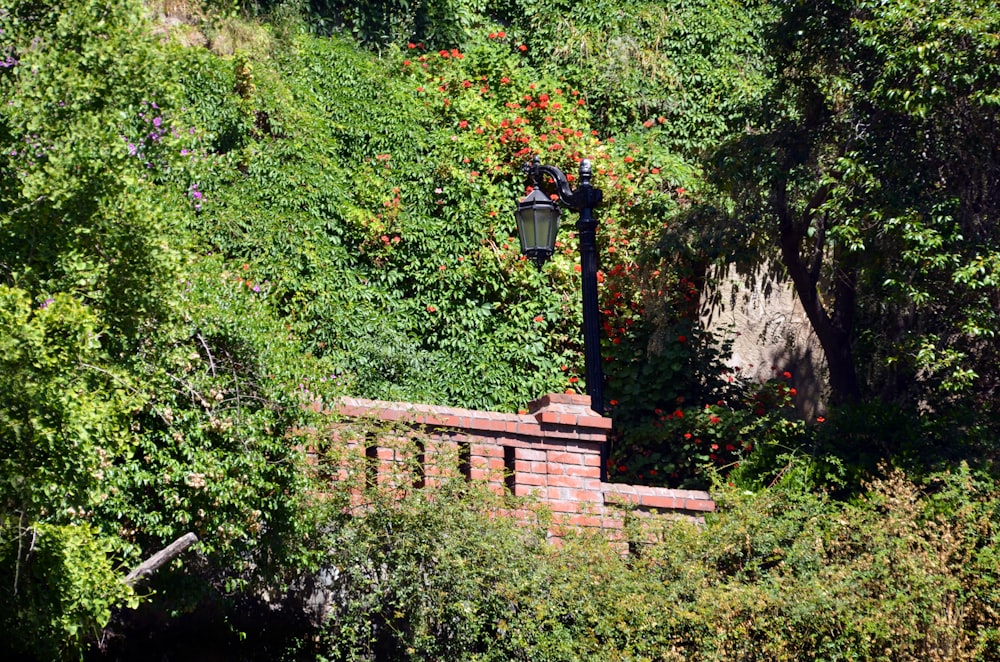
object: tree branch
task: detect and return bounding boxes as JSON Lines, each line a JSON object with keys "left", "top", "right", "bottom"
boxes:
{"left": 124, "top": 533, "right": 198, "bottom": 587}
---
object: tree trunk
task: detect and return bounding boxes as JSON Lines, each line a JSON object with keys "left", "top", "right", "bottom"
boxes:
{"left": 775, "top": 180, "right": 862, "bottom": 406}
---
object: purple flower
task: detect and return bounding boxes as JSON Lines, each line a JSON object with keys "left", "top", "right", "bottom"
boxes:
{"left": 153, "top": 117, "right": 162, "bottom": 127}
{"left": 40, "top": 298, "right": 54, "bottom": 309}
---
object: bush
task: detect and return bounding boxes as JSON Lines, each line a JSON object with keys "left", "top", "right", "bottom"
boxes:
{"left": 310, "top": 459, "right": 1000, "bottom": 661}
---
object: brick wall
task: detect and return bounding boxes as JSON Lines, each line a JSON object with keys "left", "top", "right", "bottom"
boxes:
{"left": 332, "top": 392, "right": 714, "bottom": 537}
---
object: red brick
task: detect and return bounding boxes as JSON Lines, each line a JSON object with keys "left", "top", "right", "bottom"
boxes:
{"left": 527, "top": 461, "right": 550, "bottom": 474}
{"left": 547, "top": 474, "right": 584, "bottom": 489}
{"left": 683, "top": 497, "right": 716, "bottom": 512}
{"left": 514, "top": 472, "right": 546, "bottom": 487}
{"left": 547, "top": 500, "right": 580, "bottom": 513}
{"left": 576, "top": 415, "right": 613, "bottom": 430}
{"left": 512, "top": 484, "right": 540, "bottom": 497}
{"left": 537, "top": 411, "right": 563, "bottom": 425}
{"left": 640, "top": 494, "right": 681, "bottom": 510}
{"left": 563, "top": 440, "right": 604, "bottom": 454}
{"left": 479, "top": 444, "right": 504, "bottom": 458}
{"left": 516, "top": 422, "right": 543, "bottom": 437}
{"left": 517, "top": 449, "right": 547, "bottom": 462}
{"left": 547, "top": 450, "right": 585, "bottom": 465}
{"left": 471, "top": 417, "right": 507, "bottom": 432}
{"left": 563, "top": 463, "right": 600, "bottom": 479}
{"left": 566, "top": 514, "right": 605, "bottom": 528}
{"left": 571, "top": 489, "right": 602, "bottom": 503}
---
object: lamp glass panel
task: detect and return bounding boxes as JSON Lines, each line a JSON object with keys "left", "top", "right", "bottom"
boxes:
{"left": 516, "top": 190, "right": 561, "bottom": 261}
{"left": 543, "top": 207, "right": 560, "bottom": 252}
{"left": 519, "top": 207, "right": 537, "bottom": 253}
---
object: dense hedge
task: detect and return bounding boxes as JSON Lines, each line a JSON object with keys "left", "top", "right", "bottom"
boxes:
{"left": 302, "top": 463, "right": 1000, "bottom": 661}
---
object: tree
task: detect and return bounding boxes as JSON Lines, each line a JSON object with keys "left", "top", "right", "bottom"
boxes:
{"left": 706, "top": 0, "right": 1000, "bottom": 436}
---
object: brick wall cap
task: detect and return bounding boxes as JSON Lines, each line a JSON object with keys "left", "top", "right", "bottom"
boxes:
{"left": 528, "top": 393, "right": 594, "bottom": 413}
{"left": 529, "top": 393, "right": 610, "bottom": 430}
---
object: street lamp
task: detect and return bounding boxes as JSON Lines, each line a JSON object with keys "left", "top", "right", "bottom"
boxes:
{"left": 514, "top": 155, "right": 605, "bottom": 419}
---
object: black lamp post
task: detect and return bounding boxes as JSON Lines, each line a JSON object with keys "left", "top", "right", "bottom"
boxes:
{"left": 514, "top": 155, "right": 604, "bottom": 420}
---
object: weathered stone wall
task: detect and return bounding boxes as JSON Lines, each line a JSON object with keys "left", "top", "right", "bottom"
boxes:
{"left": 702, "top": 265, "right": 827, "bottom": 420}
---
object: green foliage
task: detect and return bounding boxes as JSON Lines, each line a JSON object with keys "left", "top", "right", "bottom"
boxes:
{"left": 6, "top": 0, "right": 1000, "bottom": 655}
{"left": 0, "top": 288, "right": 138, "bottom": 659}
{"left": 704, "top": 0, "right": 1000, "bottom": 434}
{"left": 306, "top": 0, "right": 489, "bottom": 48}
{"left": 494, "top": 0, "right": 774, "bottom": 146}
{"left": 310, "top": 461, "right": 1000, "bottom": 661}
{"left": 0, "top": 522, "right": 137, "bottom": 661}
{"left": 0, "top": 1, "right": 332, "bottom": 653}
{"left": 0, "top": 0, "right": 192, "bottom": 351}
{"left": 96, "top": 254, "right": 327, "bottom": 595}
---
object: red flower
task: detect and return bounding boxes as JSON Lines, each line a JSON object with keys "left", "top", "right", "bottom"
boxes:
{"left": 426, "top": 305, "right": 436, "bottom": 312}
{"left": 783, "top": 371, "right": 792, "bottom": 379}
{"left": 518, "top": 44, "right": 528, "bottom": 51}
{"left": 677, "top": 335, "right": 687, "bottom": 343}
{"left": 497, "top": 30, "right": 506, "bottom": 38}
{"left": 533, "top": 315, "right": 544, "bottom": 323}
{"left": 673, "top": 409, "right": 684, "bottom": 419}
{"left": 816, "top": 416, "right": 826, "bottom": 423}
